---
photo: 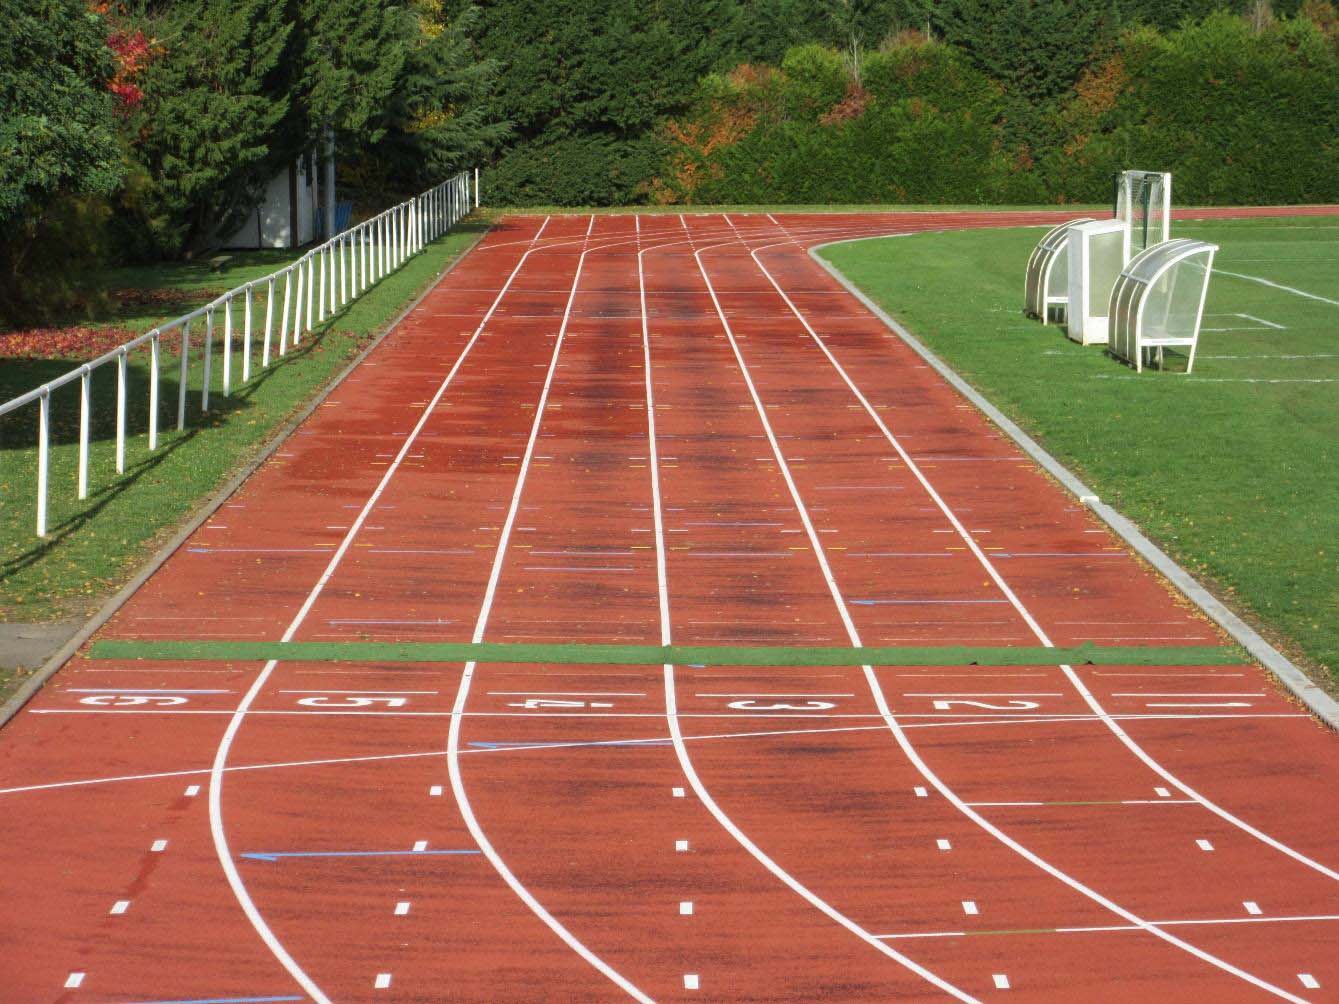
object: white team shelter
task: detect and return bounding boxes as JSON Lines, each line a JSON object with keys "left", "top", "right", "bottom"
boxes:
{"left": 1108, "top": 239, "right": 1218, "bottom": 373}
{"left": 1023, "top": 217, "right": 1095, "bottom": 324}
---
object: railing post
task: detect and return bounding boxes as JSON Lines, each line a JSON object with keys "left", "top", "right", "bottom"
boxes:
{"left": 37, "top": 391, "right": 50, "bottom": 537}
{"left": 304, "top": 255, "right": 314, "bottom": 335}
{"left": 292, "top": 262, "right": 304, "bottom": 347}
{"left": 115, "top": 350, "right": 127, "bottom": 474}
{"left": 149, "top": 333, "right": 161, "bottom": 451}
{"left": 279, "top": 269, "right": 292, "bottom": 357}
{"left": 262, "top": 278, "right": 274, "bottom": 368}
{"left": 475, "top": 166, "right": 480, "bottom": 208}
{"left": 222, "top": 297, "right": 233, "bottom": 396}
{"left": 201, "top": 310, "right": 213, "bottom": 413}
{"left": 242, "top": 285, "right": 253, "bottom": 383}
{"left": 177, "top": 321, "right": 191, "bottom": 431}
{"left": 318, "top": 245, "right": 327, "bottom": 323}
{"left": 78, "top": 367, "right": 91, "bottom": 500}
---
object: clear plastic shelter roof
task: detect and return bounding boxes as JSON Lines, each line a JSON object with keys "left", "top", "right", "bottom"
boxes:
{"left": 1109, "top": 239, "right": 1219, "bottom": 373}
{"left": 1023, "top": 217, "right": 1095, "bottom": 323}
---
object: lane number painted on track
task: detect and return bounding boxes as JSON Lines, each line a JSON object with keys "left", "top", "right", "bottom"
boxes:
{"left": 78, "top": 694, "right": 188, "bottom": 707}
{"left": 297, "top": 695, "right": 409, "bottom": 708}
{"left": 506, "top": 698, "right": 614, "bottom": 709}
{"left": 726, "top": 700, "right": 837, "bottom": 712}
{"left": 931, "top": 699, "right": 1041, "bottom": 711}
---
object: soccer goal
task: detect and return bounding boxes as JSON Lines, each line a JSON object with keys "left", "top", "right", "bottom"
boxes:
{"left": 1114, "top": 170, "right": 1172, "bottom": 252}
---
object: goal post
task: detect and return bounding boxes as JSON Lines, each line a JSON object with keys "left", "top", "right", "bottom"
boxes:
{"left": 1114, "top": 171, "right": 1171, "bottom": 252}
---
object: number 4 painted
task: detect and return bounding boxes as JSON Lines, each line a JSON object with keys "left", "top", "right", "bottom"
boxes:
{"left": 506, "top": 699, "right": 614, "bottom": 709}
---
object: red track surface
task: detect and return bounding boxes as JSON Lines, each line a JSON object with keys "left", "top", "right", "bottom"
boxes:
{"left": 4, "top": 208, "right": 1339, "bottom": 1004}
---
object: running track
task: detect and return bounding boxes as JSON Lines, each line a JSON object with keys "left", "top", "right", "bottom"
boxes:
{"left": 4, "top": 209, "right": 1339, "bottom": 1004}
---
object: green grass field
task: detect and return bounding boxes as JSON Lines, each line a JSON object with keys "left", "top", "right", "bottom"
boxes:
{"left": 0, "top": 225, "right": 486, "bottom": 635}
{"left": 821, "top": 216, "right": 1338, "bottom": 685}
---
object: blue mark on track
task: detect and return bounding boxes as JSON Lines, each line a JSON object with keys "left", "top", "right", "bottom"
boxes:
{"left": 240, "top": 850, "right": 480, "bottom": 862}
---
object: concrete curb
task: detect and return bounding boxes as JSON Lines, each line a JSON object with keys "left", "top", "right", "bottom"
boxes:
{"left": 808, "top": 234, "right": 1339, "bottom": 732}
{"left": 0, "top": 226, "right": 488, "bottom": 731}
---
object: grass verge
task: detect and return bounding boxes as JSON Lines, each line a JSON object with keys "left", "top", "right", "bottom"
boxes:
{"left": 819, "top": 216, "right": 1338, "bottom": 684}
{"left": 0, "top": 224, "right": 487, "bottom": 662}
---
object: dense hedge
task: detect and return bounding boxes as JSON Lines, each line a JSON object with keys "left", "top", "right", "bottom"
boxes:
{"left": 656, "top": 12, "right": 1339, "bottom": 206}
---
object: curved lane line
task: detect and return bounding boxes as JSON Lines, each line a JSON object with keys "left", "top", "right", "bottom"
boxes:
{"left": 447, "top": 229, "right": 657, "bottom": 1004}
{"left": 749, "top": 235, "right": 1339, "bottom": 885}
{"left": 696, "top": 233, "right": 1312, "bottom": 1003}
{"left": 640, "top": 237, "right": 981, "bottom": 1003}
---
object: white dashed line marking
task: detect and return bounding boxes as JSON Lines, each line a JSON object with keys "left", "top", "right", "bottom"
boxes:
{"left": 1197, "top": 839, "right": 1214, "bottom": 851}
{"left": 150, "top": 839, "right": 168, "bottom": 852}
{"left": 394, "top": 902, "right": 411, "bottom": 916}
{"left": 672, "top": 787, "right": 685, "bottom": 798}
{"left": 675, "top": 839, "right": 689, "bottom": 852}
{"left": 413, "top": 840, "right": 428, "bottom": 852}
{"left": 962, "top": 901, "right": 979, "bottom": 916}
{"left": 993, "top": 974, "right": 1011, "bottom": 989}
{"left": 680, "top": 901, "right": 694, "bottom": 916}
{"left": 684, "top": 974, "right": 700, "bottom": 990}
{"left": 1299, "top": 974, "right": 1320, "bottom": 989}
{"left": 1244, "top": 901, "right": 1263, "bottom": 915}
{"left": 65, "top": 973, "right": 85, "bottom": 989}
{"left": 109, "top": 900, "right": 130, "bottom": 915}
{"left": 1154, "top": 787, "right": 1171, "bottom": 798}
{"left": 914, "top": 786, "right": 928, "bottom": 798}
{"left": 429, "top": 785, "right": 443, "bottom": 797}
{"left": 937, "top": 839, "right": 952, "bottom": 851}
{"left": 184, "top": 784, "right": 201, "bottom": 797}
{"left": 374, "top": 973, "right": 392, "bottom": 989}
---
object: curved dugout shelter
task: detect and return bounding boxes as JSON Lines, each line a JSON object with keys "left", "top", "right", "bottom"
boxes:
{"left": 1023, "top": 218, "right": 1096, "bottom": 324}
{"left": 1108, "top": 239, "right": 1218, "bottom": 373}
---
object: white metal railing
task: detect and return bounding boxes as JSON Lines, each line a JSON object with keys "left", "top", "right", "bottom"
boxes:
{"left": 1, "top": 169, "right": 481, "bottom": 537}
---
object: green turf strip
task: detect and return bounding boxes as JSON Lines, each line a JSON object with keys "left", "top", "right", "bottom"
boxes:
{"left": 89, "top": 639, "right": 1246, "bottom": 666}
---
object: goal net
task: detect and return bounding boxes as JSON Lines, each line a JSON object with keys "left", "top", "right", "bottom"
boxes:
{"left": 1114, "top": 171, "right": 1172, "bottom": 252}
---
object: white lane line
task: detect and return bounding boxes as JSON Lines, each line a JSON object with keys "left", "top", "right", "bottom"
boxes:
{"left": 653, "top": 237, "right": 979, "bottom": 1003}
{"left": 64, "top": 972, "right": 85, "bottom": 989}
{"left": 751, "top": 238, "right": 1339, "bottom": 886}
{"left": 665, "top": 670, "right": 980, "bottom": 1004}
{"left": 1214, "top": 268, "right": 1339, "bottom": 306}
{"left": 727, "top": 240, "right": 1313, "bottom": 1004}
{"left": 207, "top": 215, "right": 557, "bottom": 1004}
{"left": 374, "top": 973, "right": 392, "bottom": 989}
{"left": 881, "top": 911, "right": 1339, "bottom": 939}
{"left": 446, "top": 233, "right": 655, "bottom": 1004}
{"left": 394, "top": 901, "right": 411, "bottom": 916}
{"left": 680, "top": 901, "right": 694, "bottom": 915}
{"left": 993, "top": 974, "right": 1011, "bottom": 989}
{"left": 110, "top": 900, "right": 130, "bottom": 915}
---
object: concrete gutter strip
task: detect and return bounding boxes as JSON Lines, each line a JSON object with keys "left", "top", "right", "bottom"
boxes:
{"left": 809, "top": 235, "right": 1339, "bottom": 732}
{"left": 0, "top": 227, "right": 488, "bottom": 730}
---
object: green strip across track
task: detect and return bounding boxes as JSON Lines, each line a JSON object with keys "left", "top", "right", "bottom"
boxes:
{"left": 89, "top": 639, "right": 1248, "bottom": 667}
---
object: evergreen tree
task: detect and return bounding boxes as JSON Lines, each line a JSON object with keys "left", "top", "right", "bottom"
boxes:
{"left": 122, "top": 0, "right": 291, "bottom": 256}
{"left": 0, "top": 0, "right": 123, "bottom": 317}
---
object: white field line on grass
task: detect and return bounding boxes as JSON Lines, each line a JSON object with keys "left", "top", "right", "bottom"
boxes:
{"left": 711, "top": 234, "right": 1315, "bottom": 1002}
{"left": 643, "top": 235, "right": 979, "bottom": 1003}
{"left": 1213, "top": 268, "right": 1339, "bottom": 307}
{"left": 751, "top": 235, "right": 1339, "bottom": 886}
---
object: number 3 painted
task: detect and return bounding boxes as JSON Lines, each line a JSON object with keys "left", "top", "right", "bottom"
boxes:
{"left": 727, "top": 700, "right": 836, "bottom": 711}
